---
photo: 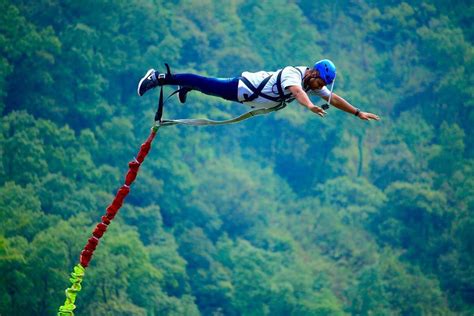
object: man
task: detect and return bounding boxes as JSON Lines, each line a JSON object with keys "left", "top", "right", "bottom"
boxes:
{"left": 137, "top": 59, "right": 380, "bottom": 121}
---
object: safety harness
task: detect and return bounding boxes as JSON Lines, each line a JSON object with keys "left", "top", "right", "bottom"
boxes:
{"left": 155, "top": 65, "right": 302, "bottom": 126}
{"left": 240, "top": 66, "right": 303, "bottom": 104}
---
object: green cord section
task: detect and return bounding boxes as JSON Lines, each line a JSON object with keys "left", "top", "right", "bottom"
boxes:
{"left": 57, "top": 264, "right": 86, "bottom": 316}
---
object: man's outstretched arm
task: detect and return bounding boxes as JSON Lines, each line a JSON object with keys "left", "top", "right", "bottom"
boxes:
{"left": 324, "top": 93, "right": 380, "bottom": 121}
{"left": 288, "top": 85, "right": 327, "bottom": 117}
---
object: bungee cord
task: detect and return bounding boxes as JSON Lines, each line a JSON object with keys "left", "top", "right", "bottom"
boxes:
{"left": 57, "top": 125, "right": 159, "bottom": 315}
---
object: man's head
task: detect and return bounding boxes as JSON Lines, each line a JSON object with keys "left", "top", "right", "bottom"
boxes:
{"left": 304, "top": 59, "right": 337, "bottom": 90}
{"left": 313, "top": 59, "right": 336, "bottom": 85}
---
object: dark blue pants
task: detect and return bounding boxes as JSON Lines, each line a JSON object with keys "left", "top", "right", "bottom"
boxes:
{"left": 167, "top": 74, "right": 240, "bottom": 102}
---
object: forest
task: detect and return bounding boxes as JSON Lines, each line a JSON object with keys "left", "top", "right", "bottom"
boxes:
{"left": 0, "top": 0, "right": 473, "bottom": 315}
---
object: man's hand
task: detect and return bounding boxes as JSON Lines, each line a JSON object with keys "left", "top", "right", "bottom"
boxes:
{"left": 358, "top": 111, "right": 380, "bottom": 121}
{"left": 309, "top": 105, "right": 327, "bottom": 117}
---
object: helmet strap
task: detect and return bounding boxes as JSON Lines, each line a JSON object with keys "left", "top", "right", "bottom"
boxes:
{"left": 327, "top": 73, "right": 336, "bottom": 107}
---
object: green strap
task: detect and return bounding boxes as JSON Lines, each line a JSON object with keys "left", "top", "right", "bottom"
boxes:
{"left": 158, "top": 102, "right": 287, "bottom": 127}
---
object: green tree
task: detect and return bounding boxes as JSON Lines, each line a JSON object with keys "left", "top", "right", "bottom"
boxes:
{"left": 377, "top": 182, "right": 450, "bottom": 267}
{"left": 0, "top": 182, "right": 47, "bottom": 240}
{"left": 0, "top": 235, "right": 30, "bottom": 316}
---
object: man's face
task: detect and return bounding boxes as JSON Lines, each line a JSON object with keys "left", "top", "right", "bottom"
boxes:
{"left": 308, "top": 77, "right": 326, "bottom": 90}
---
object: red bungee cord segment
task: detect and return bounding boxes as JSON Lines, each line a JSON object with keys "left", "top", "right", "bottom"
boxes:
{"left": 58, "top": 125, "right": 159, "bottom": 315}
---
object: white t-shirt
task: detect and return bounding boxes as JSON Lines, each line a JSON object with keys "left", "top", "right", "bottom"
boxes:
{"left": 237, "top": 66, "right": 331, "bottom": 109}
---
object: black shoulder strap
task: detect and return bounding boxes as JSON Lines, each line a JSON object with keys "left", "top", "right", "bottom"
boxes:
{"left": 295, "top": 66, "right": 304, "bottom": 76}
{"left": 275, "top": 66, "right": 301, "bottom": 102}
{"left": 275, "top": 68, "right": 287, "bottom": 100}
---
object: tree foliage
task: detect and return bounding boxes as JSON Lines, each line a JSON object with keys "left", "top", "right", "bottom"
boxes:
{"left": 0, "top": 0, "right": 472, "bottom": 314}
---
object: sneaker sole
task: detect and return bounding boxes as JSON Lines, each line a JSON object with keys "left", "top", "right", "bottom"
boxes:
{"left": 137, "top": 68, "right": 155, "bottom": 96}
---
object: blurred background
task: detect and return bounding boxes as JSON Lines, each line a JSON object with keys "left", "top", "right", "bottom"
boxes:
{"left": 0, "top": 0, "right": 472, "bottom": 315}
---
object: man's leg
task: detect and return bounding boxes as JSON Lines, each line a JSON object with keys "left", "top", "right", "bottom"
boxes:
{"left": 170, "top": 74, "right": 239, "bottom": 102}
{"left": 138, "top": 69, "right": 239, "bottom": 102}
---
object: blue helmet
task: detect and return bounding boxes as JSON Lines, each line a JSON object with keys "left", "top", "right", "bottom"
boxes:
{"left": 313, "top": 59, "right": 336, "bottom": 85}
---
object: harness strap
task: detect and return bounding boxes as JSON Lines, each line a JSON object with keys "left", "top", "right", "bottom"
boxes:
{"left": 158, "top": 102, "right": 287, "bottom": 127}
{"left": 283, "top": 67, "right": 304, "bottom": 103}
{"left": 154, "top": 63, "right": 172, "bottom": 121}
{"left": 275, "top": 67, "right": 293, "bottom": 101}
{"left": 154, "top": 63, "right": 194, "bottom": 122}
{"left": 240, "top": 76, "right": 277, "bottom": 102}
{"left": 155, "top": 85, "right": 164, "bottom": 121}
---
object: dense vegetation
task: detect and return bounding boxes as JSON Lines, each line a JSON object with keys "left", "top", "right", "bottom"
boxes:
{"left": 1, "top": 0, "right": 472, "bottom": 315}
